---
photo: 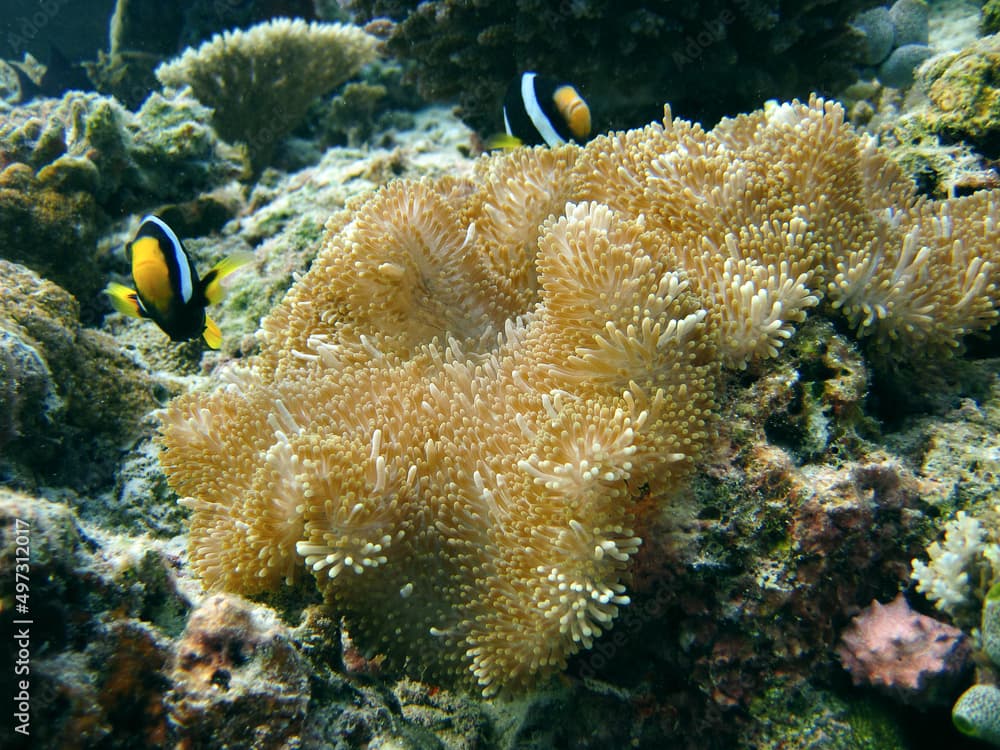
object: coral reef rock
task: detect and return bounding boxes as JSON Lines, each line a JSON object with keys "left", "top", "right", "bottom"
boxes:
{"left": 837, "top": 593, "right": 971, "bottom": 705}
{"left": 167, "top": 594, "right": 311, "bottom": 748}
{"left": 161, "top": 96, "right": 1000, "bottom": 696}
{"left": 747, "top": 681, "right": 908, "bottom": 750}
{"left": 156, "top": 18, "right": 378, "bottom": 168}
{"left": 0, "top": 485, "right": 592, "bottom": 748}
{"left": 916, "top": 32, "right": 1000, "bottom": 155}
{"left": 0, "top": 490, "right": 183, "bottom": 748}
{"left": 0, "top": 260, "right": 167, "bottom": 486}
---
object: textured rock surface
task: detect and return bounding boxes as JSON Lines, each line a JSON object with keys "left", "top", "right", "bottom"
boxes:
{"left": 167, "top": 594, "right": 312, "bottom": 747}
{"left": 917, "top": 32, "right": 1000, "bottom": 155}
{"left": 0, "top": 260, "right": 169, "bottom": 488}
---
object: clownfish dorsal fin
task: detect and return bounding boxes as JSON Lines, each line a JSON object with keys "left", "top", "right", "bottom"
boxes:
{"left": 104, "top": 281, "right": 146, "bottom": 318}
{"left": 201, "top": 252, "right": 254, "bottom": 305}
{"left": 202, "top": 315, "right": 223, "bottom": 349}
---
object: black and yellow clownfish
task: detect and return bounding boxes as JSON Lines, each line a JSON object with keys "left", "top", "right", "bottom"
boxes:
{"left": 489, "top": 72, "right": 592, "bottom": 149}
{"left": 105, "top": 215, "right": 251, "bottom": 349}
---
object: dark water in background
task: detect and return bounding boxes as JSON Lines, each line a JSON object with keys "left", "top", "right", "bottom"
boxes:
{"left": 0, "top": 0, "right": 114, "bottom": 65}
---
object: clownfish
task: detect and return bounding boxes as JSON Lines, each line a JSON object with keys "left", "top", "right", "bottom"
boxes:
{"left": 488, "top": 72, "right": 591, "bottom": 149}
{"left": 105, "top": 215, "right": 251, "bottom": 349}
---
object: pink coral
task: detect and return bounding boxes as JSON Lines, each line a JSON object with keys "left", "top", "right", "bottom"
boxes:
{"left": 837, "top": 593, "right": 970, "bottom": 705}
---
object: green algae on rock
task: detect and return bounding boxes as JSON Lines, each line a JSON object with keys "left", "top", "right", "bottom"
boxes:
{"left": 916, "top": 33, "right": 1000, "bottom": 155}
{"left": 0, "top": 260, "right": 171, "bottom": 486}
{"left": 748, "top": 680, "right": 908, "bottom": 750}
{"left": 983, "top": 0, "right": 1000, "bottom": 36}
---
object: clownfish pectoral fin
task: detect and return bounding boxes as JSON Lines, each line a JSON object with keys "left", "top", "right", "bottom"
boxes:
{"left": 202, "top": 315, "right": 223, "bottom": 349}
{"left": 201, "top": 252, "right": 254, "bottom": 305}
{"left": 485, "top": 132, "right": 524, "bottom": 151}
{"left": 104, "top": 282, "right": 145, "bottom": 318}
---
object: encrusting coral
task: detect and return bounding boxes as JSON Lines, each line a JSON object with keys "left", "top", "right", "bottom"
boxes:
{"left": 1, "top": 260, "right": 166, "bottom": 484}
{"left": 155, "top": 18, "right": 378, "bottom": 167}
{"left": 168, "top": 594, "right": 310, "bottom": 745}
{"left": 914, "top": 33, "right": 1000, "bottom": 155}
{"left": 837, "top": 593, "right": 970, "bottom": 706}
{"left": 161, "top": 96, "right": 1000, "bottom": 695}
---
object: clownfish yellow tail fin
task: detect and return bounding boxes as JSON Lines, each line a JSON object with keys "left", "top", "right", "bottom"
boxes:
{"left": 485, "top": 132, "right": 524, "bottom": 151}
{"left": 202, "top": 252, "right": 254, "bottom": 305}
{"left": 202, "top": 315, "right": 223, "bottom": 349}
{"left": 104, "top": 282, "right": 145, "bottom": 318}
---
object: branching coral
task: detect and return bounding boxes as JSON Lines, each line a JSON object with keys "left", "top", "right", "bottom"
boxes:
{"left": 912, "top": 509, "right": 1000, "bottom": 614}
{"left": 161, "top": 96, "right": 1000, "bottom": 695}
{"left": 155, "top": 18, "right": 378, "bottom": 167}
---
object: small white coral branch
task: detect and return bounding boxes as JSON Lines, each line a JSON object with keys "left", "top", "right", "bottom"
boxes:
{"left": 911, "top": 511, "right": 990, "bottom": 613}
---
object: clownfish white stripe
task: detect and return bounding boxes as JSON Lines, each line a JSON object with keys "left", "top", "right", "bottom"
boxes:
{"left": 144, "top": 214, "right": 193, "bottom": 303}
{"left": 519, "top": 72, "right": 566, "bottom": 147}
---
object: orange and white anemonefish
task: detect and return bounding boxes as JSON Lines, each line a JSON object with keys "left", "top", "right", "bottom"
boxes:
{"left": 489, "top": 72, "right": 592, "bottom": 149}
{"left": 104, "top": 215, "right": 251, "bottom": 349}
